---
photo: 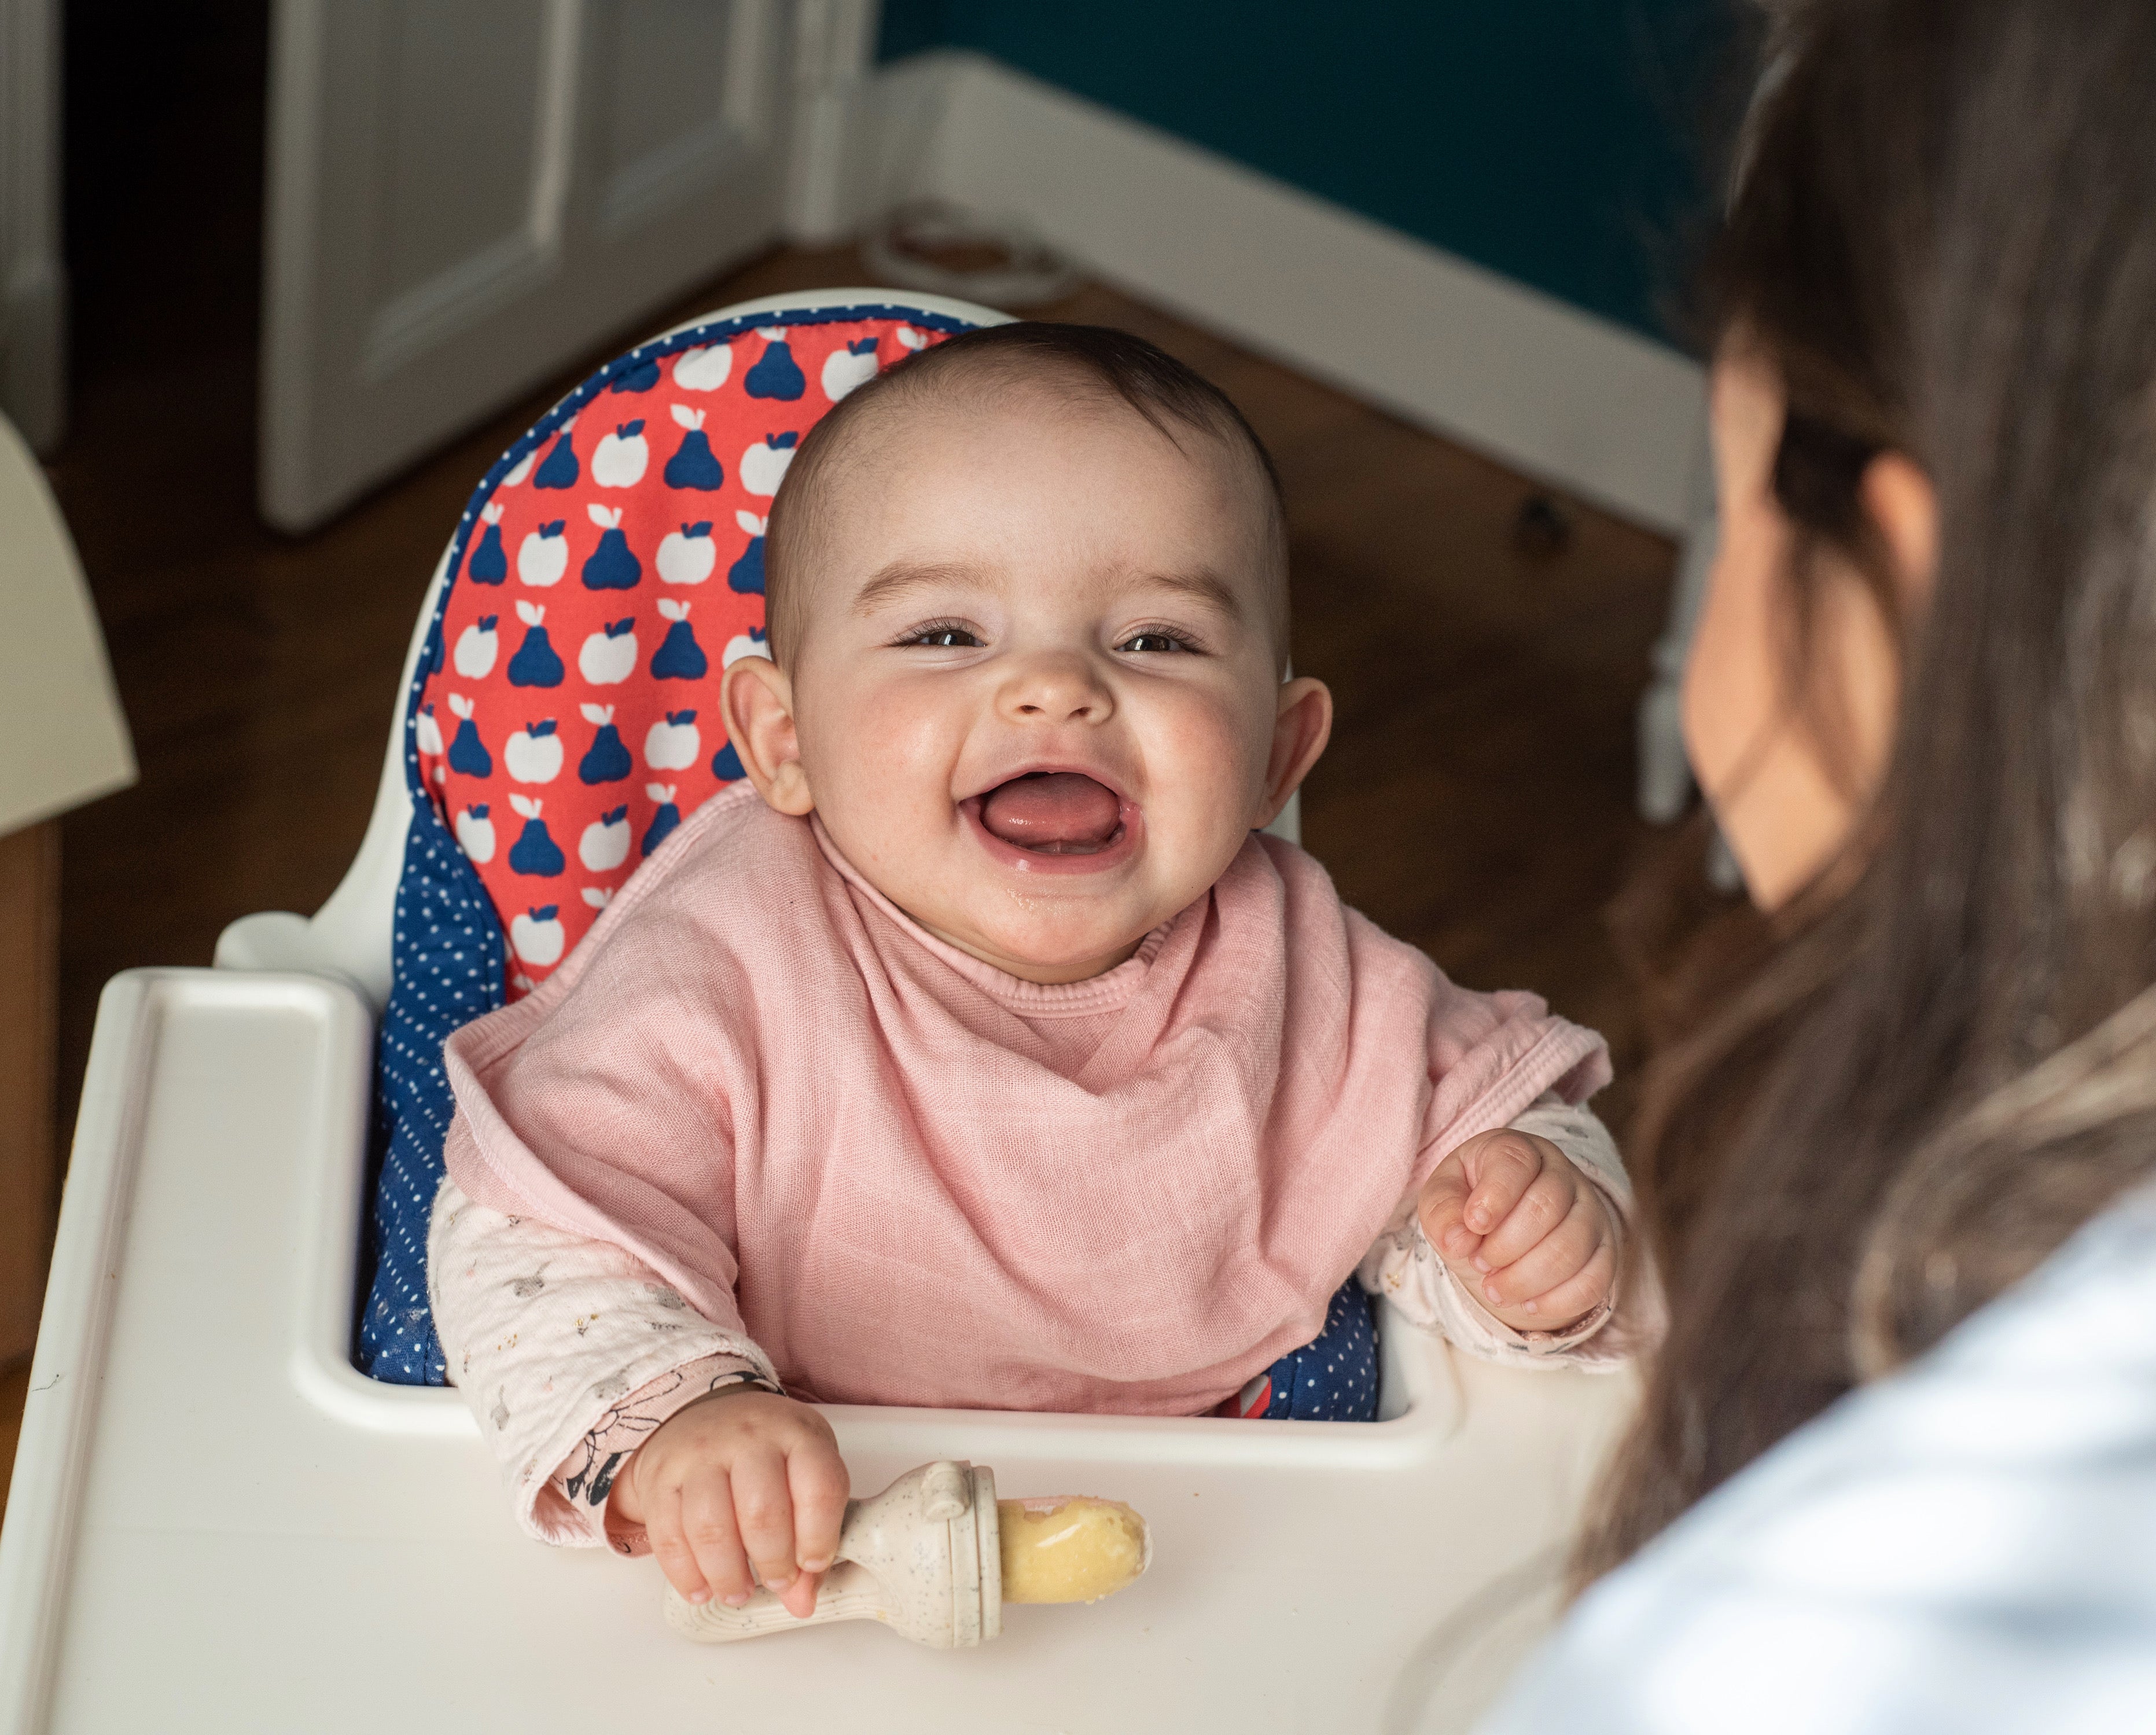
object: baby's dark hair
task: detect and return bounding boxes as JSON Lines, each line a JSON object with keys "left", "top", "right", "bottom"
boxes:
{"left": 762, "top": 321, "right": 1290, "bottom": 666}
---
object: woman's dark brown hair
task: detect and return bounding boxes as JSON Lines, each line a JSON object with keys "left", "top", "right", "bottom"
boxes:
{"left": 1579, "top": 0, "right": 2156, "bottom": 1579}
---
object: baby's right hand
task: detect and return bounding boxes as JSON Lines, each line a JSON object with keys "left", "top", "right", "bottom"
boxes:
{"left": 609, "top": 1387, "right": 849, "bottom": 1620}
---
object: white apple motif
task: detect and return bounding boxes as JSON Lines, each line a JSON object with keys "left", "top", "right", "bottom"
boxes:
{"left": 821, "top": 336, "right": 880, "bottom": 401}
{"left": 453, "top": 615, "right": 499, "bottom": 678}
{"left": 510, "top": 905, "right": 565, "bottom": 968}
{"left": 673, "top": 343, "right": 733, "bottom": 391}
{"left": 593, "top": 420, "right": 649, "bottom": 488}
{"left": 895, "top": 325, "right": 928, "bottom": 352}
{"left": 454, "top": 804, "right": 496, "bottom": 863}
{"left": 579, "top": 806, "right": 631, "bottom": 871}
{"left": 505, "top": 719, "right": 563, "bottom": 784}
{"left": 739, "top": 431, "right": 800, "bottom": 496}
{"left": 645, "top": 709, "right": 701, "bottom": 770}
{"left": 723, "top": 628, "right": 770, "bottom": 669}
{"left": 518, "top": 520, "right": 568, "bottom": 586}
{"left": 657, "top": 521, "right": 716, "bottom": 585}
{"left": 414, "top": 703, "right": 444, "bottom": 757}
{"left": 580, "top": 887, "right": 613, "bottom": 910}
{"left": 501, "top": 447, "right": 537, "bottom": 487}
{"left": 579, "top": 619, "right": 638, "bottom": 685}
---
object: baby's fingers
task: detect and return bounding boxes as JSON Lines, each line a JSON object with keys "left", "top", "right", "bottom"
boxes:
{"left": 1459, "top": 1133, "right": 1548, "bottom": 1239}
{"left": 668, "top": 1479, "right": 754, "bottom": 1608}
{"left": 1522, "top": 1239, "right": 1617, "bottom": 1329}
{"left": 1473, "top": 1157, "right": 1578, "bottom": 1273}
{"left": 645, "top": 1487, "right": 708, "bottom": 1605}
{"left": 1480, "top": 1189, "right": 1599, "bottom": 1310}
{"left": 1415, "top": 1158, "right": 1476, "bottom": 1259}
{"left": 732, "top": 1446, "right": 804, "bottom": 1605}
{"left": 789, "top": 1433, "right": 851, "bottom": 1580}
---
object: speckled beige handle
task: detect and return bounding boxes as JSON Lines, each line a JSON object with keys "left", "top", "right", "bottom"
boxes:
{"left": 662, "top": 1459, "right": 1000, "bottom": 1649}
{"left": 661, "top": 1560, "right": 892, "bottom": 1640}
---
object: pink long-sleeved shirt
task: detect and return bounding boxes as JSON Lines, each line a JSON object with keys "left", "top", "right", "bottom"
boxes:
{"left": 432, "top": 784, "right": 1617, "bottom": 1539}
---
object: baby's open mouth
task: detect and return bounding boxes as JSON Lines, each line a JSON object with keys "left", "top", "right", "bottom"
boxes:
{"left": 976, "top": 772, "right": 1125, "bottom": 855}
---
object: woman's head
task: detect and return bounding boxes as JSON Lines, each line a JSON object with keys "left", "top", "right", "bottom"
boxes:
{"left": 1591, "top": 0, "right": 2156, "bottom": 1577}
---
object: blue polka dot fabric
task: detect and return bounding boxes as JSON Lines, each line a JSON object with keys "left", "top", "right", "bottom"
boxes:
{"left": 1229, "top": 1282, "right": 1379, "bottom": 1421}
{"left": 358, "top": 615, "right": 508, "bottom": 1383}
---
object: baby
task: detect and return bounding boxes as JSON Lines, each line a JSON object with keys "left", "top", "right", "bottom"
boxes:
{"left": 431, "top": 322, "right": 1639, "bottom": 1621}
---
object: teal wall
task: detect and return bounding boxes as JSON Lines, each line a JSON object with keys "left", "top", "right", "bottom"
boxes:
{"left": 877, "top": 1, "right": 1735, "bottom": 347}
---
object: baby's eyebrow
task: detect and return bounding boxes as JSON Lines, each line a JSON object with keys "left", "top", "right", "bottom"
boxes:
{"left": 851, "top": 560, "right": 1001, "bottom": 615}
{"left": 1123, "top": 568, "right": 1243, "bottom": 619}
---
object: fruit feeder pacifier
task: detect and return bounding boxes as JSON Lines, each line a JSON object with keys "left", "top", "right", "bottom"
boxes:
{"left": 664, "top": 1460, "right": 1150, "bottom": 1649}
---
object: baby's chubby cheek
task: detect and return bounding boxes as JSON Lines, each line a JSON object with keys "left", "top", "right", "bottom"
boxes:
{"left": 791, "top": 681, "right": 963, "bottom": 880}
{"left": 1130, "top": 699, "right": 1270, "bottom": 877}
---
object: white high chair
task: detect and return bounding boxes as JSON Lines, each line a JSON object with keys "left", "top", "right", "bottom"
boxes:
{"left": 0, "top": 291, "right": 1635, "bottom": 1735}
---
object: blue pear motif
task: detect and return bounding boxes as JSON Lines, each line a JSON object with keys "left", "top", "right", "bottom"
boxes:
{"left": 582, "top": 502, "right": 641, "bottom": 590}
{"left": 744, "top": 331, "right": 806, "bottom": 400}
{"left": 533, "top": 429, "right": 579, "bottom": 489}
{"left": 446, "top": 697, "right": 491, "bottom": 777}
{"left": 507, "top": 602, "right": 565, "bottom": 687}
{"left": 651, "top": 601, "right": 708, "bottom": 679}
{"left": 711, "top": 740, "right": 745, "bottom": 781}
{"left": 642, "top": 796, "right": 683, "bottom": 857}
{"left": 663, "top": 406, "right": 724, "bottom": 491}
{"left": 426, "top": 623, "right": 444, "bottom": 675}
{"left": 469, "top": 506, "right": 508, "bottom": 584}
{"left": 508, "top": 808, "right": 566, "bottom": 877}
{"left": 609, "top": 356, "right": 660, "bottom": 393}
{"left": 579, "top": 704, "right": 632, "bottom": 784}
{"left": 729, "top": 510, "right": 766, "bottom": 594}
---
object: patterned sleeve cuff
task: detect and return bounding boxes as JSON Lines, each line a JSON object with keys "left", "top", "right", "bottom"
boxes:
{"left": 1419, "top": 1219, "right": 1625, "bottom": 1360}
{"left": 539, "top": 1354, "right": 778, "bottom": 1553}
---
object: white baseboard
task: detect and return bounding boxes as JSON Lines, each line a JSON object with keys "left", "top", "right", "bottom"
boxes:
{"left": 845, "top": 51, "right": 1708, "bottom": 535}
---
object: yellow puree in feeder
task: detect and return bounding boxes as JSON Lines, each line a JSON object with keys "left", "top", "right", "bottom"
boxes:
{"left": 996, "top": 1497, "right": 1149, "bottom": 1604}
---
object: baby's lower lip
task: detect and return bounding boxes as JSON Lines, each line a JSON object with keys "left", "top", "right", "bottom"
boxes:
{"left": 959, "top": 795, "right": 1143, "bottom": 875}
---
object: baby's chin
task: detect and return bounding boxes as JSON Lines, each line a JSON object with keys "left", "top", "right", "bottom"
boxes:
{"left": 915, "top": 899, "right": 1160, "bottom": 985}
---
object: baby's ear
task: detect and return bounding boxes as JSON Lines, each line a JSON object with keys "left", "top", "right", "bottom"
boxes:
{"left": 720, "top": 656, "right": 815, "bottom": 816}
{"left": 1256, "top": 676, "right": 1333, "bottom": 829}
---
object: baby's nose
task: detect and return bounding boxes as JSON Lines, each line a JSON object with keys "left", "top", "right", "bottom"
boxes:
{"left": 999, "top": 656, "right": 1114, "bottom": 724}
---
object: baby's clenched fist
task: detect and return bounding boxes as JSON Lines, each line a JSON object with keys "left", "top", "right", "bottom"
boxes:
{"left": 1417, "top": 1129, "right": 1615, "bottom": 1333}
{"left": 609, "top": 1386, "right": 848, "bottom": 1619}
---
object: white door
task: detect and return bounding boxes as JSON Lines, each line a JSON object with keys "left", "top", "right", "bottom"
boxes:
{"left": 259, "top": 0, "right": 831, "bottom": 532}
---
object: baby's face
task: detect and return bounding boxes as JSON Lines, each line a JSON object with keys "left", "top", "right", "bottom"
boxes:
{"left": 725, "top": 389, "right": 1329, "bottom": 983}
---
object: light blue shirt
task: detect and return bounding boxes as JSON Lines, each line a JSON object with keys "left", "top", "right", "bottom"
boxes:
{"left": 1478, "top": 1185, "right": 2156, "bottom": 1734}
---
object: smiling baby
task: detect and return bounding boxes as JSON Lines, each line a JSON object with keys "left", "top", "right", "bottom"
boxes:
{"left": 430, "top": 323, "right": 1644, "bottom": 1619}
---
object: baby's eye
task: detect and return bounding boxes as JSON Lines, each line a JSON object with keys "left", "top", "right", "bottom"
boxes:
{"left": 903, "top": 624, "right": 984, "bottom": 649}
{"left": 1116, "top": 631, "right": 1192, "bottom": 655}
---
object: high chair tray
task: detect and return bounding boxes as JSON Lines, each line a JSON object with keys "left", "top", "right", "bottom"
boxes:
{"left": 1, "top": 969, "right": 1633, "bottom": 1734}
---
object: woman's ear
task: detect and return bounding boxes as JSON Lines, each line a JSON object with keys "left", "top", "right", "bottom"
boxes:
{"left": 719, "top": 656, "right": 814, "bottom": 816}
{"left": 1863, "top": 451, "right": 1939, "bottom": 616}
{"left": 1256, "top": 675, "right": 1333, "bottom": 829}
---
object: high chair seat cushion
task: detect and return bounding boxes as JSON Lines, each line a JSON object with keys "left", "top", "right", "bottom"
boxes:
{"left": 360, "top": 306, "right": 977, "bottom": 1383}
{"left": 1227, "top": 1281, "right": 1380, "bottom": 1421}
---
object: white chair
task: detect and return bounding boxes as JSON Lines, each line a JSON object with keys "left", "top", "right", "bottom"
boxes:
{"left": 1, "top": 291, "right": 1633, "bottom": 1735}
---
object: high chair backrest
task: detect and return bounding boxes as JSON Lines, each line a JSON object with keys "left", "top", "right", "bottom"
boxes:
{"left": 215, "top": 292, "right": 1011, "bottom": 1009}
{"left": 411, "top": 296, "right": 1002, "bottom": 1002}
{"left": 300, "top": 292, "right": 1011, "bottom": 1385}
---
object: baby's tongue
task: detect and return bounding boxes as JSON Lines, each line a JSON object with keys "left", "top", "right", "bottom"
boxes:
{"left": 978, "top": 773, "right": 1122, "bottom": 852}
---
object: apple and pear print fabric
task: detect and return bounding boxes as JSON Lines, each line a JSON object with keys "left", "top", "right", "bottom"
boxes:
{"left": 415, "top": 311, "right": 958, "bottom": 998}
{"left": 360, "top": 306, "right": 971, "bottom": 1383}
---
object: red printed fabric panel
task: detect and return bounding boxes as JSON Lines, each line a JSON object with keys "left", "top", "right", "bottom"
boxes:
{"left": 413, "top": 312, "right": 961, "bottom": 998}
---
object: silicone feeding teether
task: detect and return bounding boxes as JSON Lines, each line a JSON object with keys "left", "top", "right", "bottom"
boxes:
{"left": 663, "top": 1460, "right": 1150, "bottom": 1649}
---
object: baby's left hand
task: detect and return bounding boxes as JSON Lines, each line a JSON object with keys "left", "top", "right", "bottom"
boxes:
{"left": 1417, "top": 1130, "right": 1616, "bottom": 1333}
